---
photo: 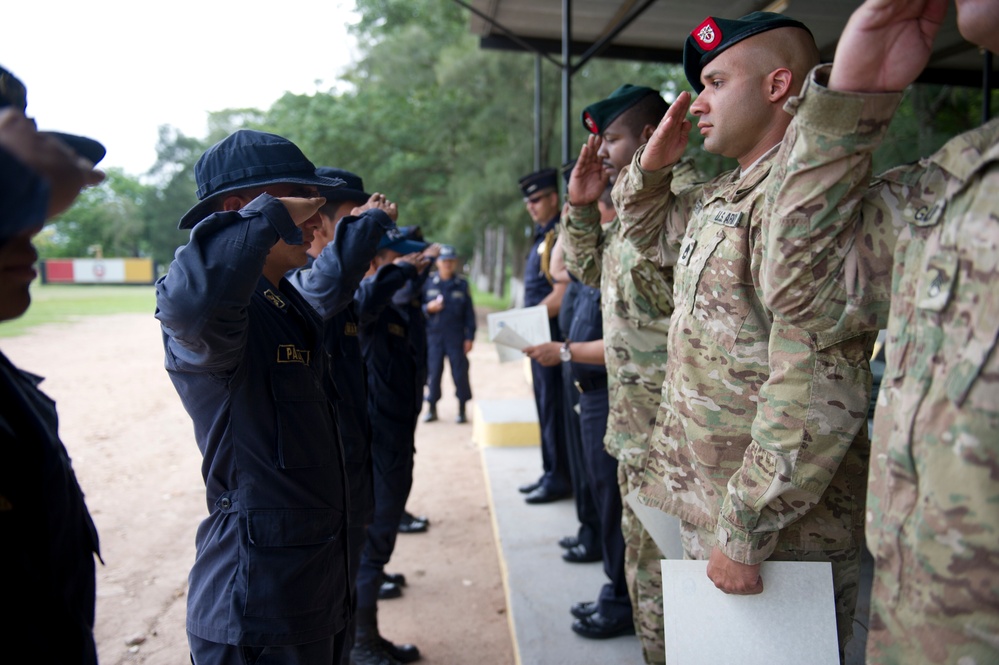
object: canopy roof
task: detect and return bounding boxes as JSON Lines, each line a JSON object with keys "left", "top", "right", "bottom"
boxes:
{"left": 465, "top": 0, "right": 992, "bottom": 87}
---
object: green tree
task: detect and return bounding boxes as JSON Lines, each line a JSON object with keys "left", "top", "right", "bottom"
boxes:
{"left": 37, "top": 168, "right": 152, "bottom": 260}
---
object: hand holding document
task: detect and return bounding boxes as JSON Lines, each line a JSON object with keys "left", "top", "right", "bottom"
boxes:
{"left": 487, "top": 305, "right": 552, "bottom": 363}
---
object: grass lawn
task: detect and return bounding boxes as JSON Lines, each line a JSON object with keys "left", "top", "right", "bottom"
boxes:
{"left": 470, "top": 283, "right": 512, "bottom": 312}
{"left": 0, "top": 284, "right": 156, "bottom": 338}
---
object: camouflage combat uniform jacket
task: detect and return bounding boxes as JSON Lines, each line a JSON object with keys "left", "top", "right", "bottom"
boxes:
{"left": 615, "top": 145, "right": 873, "bottom": 564}
{"left": 763, "top": 65, "right": 999, "bottom": 662}
{"left": 560, "top": 159, "right": 699, "bottom": 466}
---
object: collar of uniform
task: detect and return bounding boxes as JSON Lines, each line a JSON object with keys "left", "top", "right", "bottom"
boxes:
{"left": 702, "top": 148, "right": 780, "bottom": 206}
{"left": 536, "top": 214, "right": 559, "bottom": 238}
{"left": 928, "top": 116, "right": 999, "bottom": 184}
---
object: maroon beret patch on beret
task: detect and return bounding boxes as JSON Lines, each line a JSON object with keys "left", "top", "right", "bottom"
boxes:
{"left": 583, "top": 112, "right": 599, "bottom": 135}
{"left": 692, "top": 17, "right": 722, "bottom": 51}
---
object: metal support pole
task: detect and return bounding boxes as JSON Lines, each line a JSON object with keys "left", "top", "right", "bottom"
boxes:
{"left": 534, "top": 55, "right": 542, "bottom": 171}
{"left": 562, "top": 0, "right": 572, "bottom": 174}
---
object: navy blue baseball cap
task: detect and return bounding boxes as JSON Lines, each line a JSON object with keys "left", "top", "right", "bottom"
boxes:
{"left": 519, "top": 168, "right": 558, "bottom": 198}
{"left": 684, "top": 12, "right": 812, "bottom": 92}
{"left": 316, "top": 167, "right": 370, "bottom": 204}
{"left": 378, "top": 226, "right": 427, "bottom": 255}
{"left": 178, "top": 130, "right": 346, "bottom": 229}
{"left": 439, "top": 245, "right": 458, "bottom": 259}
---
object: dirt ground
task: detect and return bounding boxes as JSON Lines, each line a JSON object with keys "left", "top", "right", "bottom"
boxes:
{"left": 1, "top": 310, "right": 522, "bottom": 665}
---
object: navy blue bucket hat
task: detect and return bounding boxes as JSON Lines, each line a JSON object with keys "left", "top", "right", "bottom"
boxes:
{"left": 315, "top": 167, "right": 370, "bottom": 204}
{"left": 178, "top": 130, "right": 345, "bottom": 229}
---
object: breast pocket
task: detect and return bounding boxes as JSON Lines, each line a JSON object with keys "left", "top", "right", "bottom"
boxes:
{"left": 271, "top": 365, "right": 334, "bottom": 469}
{"left": 689, "top": 228, "right": 754, "bottom": 352}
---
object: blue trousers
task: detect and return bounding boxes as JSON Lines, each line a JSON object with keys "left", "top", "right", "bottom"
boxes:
{"left": 425, "top": 337, "right": 471, "bottom": 404}
{"left": 356, "top": 427, "right": 414, "bottom": 610}
{"left": 578, "top": 387, "right": 631, "bottom": 623}
{"left": 562, "top": 363, "right": 600, "bottom": 551}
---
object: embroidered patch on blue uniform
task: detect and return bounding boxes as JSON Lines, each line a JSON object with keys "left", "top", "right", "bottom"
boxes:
{"left": 276, "top": 345, "right": 310, "bottom": 364}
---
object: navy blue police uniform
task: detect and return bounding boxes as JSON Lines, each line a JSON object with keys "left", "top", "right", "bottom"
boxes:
{"left": 353, "top": 236, "right": 426, "bottom": 615}
{"left": 566, "top": 282, "right": 632, "bottom": 632}
{"left": 286, "top": 182, "right": 395, "bottom": 662}
{"left": 0, "top": 84, "right": 104, "bottom": 662}
{"left": 558, "top": 277, "right": 602, "bottom": 560}
{"left": 422, "top": 247, "right": 476, "bottom": 416}
{"left": 520, "top": 169, "right": 571, "bottom": 499}
{"left": 156, "top": 131, "right": 352, "bottom": 664}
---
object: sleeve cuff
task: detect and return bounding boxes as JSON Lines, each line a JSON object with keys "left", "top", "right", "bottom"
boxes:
{"left": 784, "top": 64, "right": 903, "bottom": 140}
{"left": 627, "top": 144, "right": 675, "bottom": 189}
{"left": 566, "top": 202, "right": 601, "bottom": 229}
{"left": 715, "top": 515, "right": 777, "bottom": 565}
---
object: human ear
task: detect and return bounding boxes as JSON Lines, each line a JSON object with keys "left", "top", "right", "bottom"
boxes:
{"left": 768, "top": 68, "right": 793, "bottom": 101}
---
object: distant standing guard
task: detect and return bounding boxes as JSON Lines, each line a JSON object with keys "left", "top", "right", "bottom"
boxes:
{"left": 422, "top": 245, "right": 476, "bottom": 424}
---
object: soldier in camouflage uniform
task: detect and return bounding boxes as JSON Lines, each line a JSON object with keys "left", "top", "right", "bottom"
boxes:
{"left": 615, "top": 13, "right": 874, "bottom": 656}
{"left": 761, "top": 1, "right": 999, "bottom": 662}
{"left": 560, "top": 84, "right": 699, "bottom": 663}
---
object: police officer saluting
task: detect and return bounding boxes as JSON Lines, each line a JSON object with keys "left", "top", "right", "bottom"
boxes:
{"left": 422, "top": 244, "right": 475, "bottom": 424}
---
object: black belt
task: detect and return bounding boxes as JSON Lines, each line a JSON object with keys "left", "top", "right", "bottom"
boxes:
{"left": 573, "top": 375, "right": 608, "bottom": 393}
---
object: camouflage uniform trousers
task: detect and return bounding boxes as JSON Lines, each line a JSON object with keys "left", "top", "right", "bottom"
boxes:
{"left": 680, "top": 523, "right": 861, "bottom": 658}
{"left": 605, "top": 320, "right": 670, "bottom": 664}
{"left": 618, "top": 454, "right": 667, "bottom": 665}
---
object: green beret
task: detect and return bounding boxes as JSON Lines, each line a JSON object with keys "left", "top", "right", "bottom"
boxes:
{"left": 683, "top": 11, "right": 812, "bottom": 93}
{"left": 581, "top": 84, "right": 659, "bottom": 135}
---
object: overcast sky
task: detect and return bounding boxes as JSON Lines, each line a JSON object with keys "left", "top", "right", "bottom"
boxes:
{"left": 6, "top": 0, "right": 360, "bottom": 175}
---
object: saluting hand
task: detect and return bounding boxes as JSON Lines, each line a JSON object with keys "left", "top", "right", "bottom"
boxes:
{"left": 394, "top": 251, "right": 431, "bottom": 272}
{"left": 567, "top": 134, "right": 609, "bottom": 207}
{"left": 829, "top": 0, "right": 948, "bottom": 92}
{"left": 639, "top": 91, "right": 692, "bottom": 172}
{"left": 277, "top": 196, "right": 326, "bottom": 227}
{"left": 352, "top": 192, "right": 399, "bottom": 221}
{"left": 0, "top": 108, "right": 105, "bottom": 220}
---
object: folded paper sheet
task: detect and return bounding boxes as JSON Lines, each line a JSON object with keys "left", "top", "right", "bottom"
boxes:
{"left": 487, "top": 305, "right": 551, "bottom": 363}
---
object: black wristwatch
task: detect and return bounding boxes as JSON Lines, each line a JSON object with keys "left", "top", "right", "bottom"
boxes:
{"left": 559, "top": 339, "right": 572, "bottom": 363}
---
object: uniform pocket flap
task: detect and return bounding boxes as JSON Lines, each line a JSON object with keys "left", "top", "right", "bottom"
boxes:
{"left": 247, "top": 508, "right": 341, "bottom": 548}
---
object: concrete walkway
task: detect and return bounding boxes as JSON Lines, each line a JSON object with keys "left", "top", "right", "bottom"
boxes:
{"left": 476, "top": 398, "right": 872, "bottom": 665}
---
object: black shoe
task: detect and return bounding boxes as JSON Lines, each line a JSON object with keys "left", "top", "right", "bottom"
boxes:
{"left": 379, "top": 637, "right": 421, "bottom": 664}
{"left": 456, "top": 402, "right": 467, "bottom": 424}
{"left": 562, "top": 543, "right": 601, "bottom": 563}
{"left": 378, "top": 579, "right": 402, "bottom": 600}
{"left": 350, "top": 638, "right": 401, "bottom": 665}
{"left": 571, "top": 612, "right": 636, "bottom": 639}
{"left": 422, "top": 406, "right": 437, "bottom": 423}
{"left": 570, "top": 601, "right": 598, "bottom": 619}
{"left": 398, "top": 511, "right": 429, "bottom": 534}
{"left": 558, "top": 535, "right": 579, "bottom": 549}
{"left": 525, "top": 485, "right": 571, "bottom": 505}
{"left": 383, "top": 571, "right": 407, "bottom": 587}
{"left": 518, "top": 479, "right": 543, "bottom": 494}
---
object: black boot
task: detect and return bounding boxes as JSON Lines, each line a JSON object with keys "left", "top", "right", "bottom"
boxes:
{"left": 351, "top": 607, "right": 400, "bottom": 665}
{"left": 422, "top": 403, "right": 437, "bottom": 423}
{"left": 456, "top": 402, "right": 467, "bottom": 424}
{"left": 351, "top": 606, "right": 421, "bottom": 664}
